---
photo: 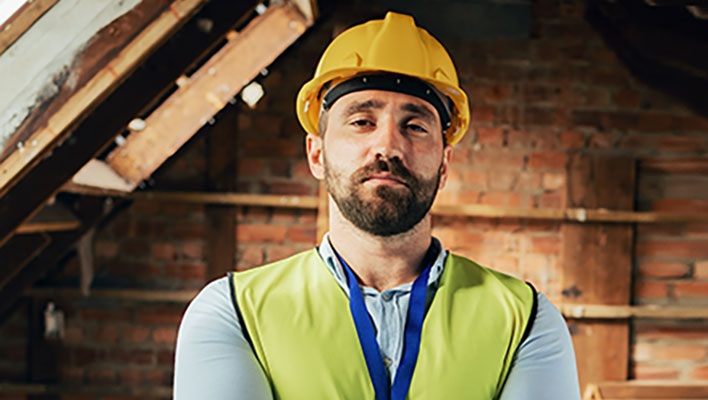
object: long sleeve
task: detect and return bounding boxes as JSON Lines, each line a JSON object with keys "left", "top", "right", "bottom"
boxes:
{"left": 499, "top": 292, "right": 581, "bottom": 400}
{"left": 174, "top": 277, "right": 273, "bottom": 400}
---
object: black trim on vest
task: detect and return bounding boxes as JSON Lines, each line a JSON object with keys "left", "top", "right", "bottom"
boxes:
{"left": 520, "top": 282, "right": 538, "bottom": 345}
{"left": 228, "top": 272, "right": 255, "bottom": 353}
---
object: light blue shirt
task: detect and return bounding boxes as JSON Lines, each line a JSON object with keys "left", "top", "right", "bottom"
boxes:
{"left": 174, "top": 234, "right": 581, "bottom": 399}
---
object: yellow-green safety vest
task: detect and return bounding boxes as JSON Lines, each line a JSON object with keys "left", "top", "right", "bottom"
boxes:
{"left": 231, "top": 249, "right": 534, "bottom": 400}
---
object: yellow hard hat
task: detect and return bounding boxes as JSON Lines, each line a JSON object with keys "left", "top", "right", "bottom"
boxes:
{"left": 296, "top": 12, "right": 470, "bottom": 146}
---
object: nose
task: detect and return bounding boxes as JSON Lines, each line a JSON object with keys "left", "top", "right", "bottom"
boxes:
{"left": 371, "top": 116, "right": 404, "bottom": 161}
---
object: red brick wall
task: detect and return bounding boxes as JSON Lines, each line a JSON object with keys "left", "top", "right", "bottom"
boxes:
{"left": 2, "top": 0, "right": 708, "bottom": 396}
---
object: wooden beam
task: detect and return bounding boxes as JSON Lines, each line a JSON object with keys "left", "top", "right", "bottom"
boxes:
{"left": 22, "top": 287, "right": 708, "bottom": 320}
{"left": 0, "top": 0, "right": 58, "bottom": 56}
{"left": 107, "top": 3, "right": 311, "bottom": 187}
{"left": 130, "top": 191, "right": 708, "bottom": 223}
{"left": 639, "top": 157, "right": 708, "bottom": 174}
{"left": 560, "top": 155, "right": 636, "bottom": 390}
{"left": 316, "top": 181, "right": 329, "bottom": 244}
{"left": 0, "top": 197, "right": 106, "bottom": 321}
{"left": 133, "top": 191, "right": 319, "bottom": 209}
{"left": 0, "top": 383, "right": 171, "bottom": 397}
{"left": 0, "top": 0, "right": 206, "bottom": 198}
{"left": 0, "top": 233, "right": 51, "bottom": 290}
{"left": 558, "top": 303, "right": 708, "bottom": 319}
{"left": 583, "top": 380, "right": 708, "bottom": 400}
{"left": 25, "top": 288, "right": 197, "bottom": 303}
{"left": 0, "top": 0, "right": 258, "bottom": 248}
{"left": 16, "top": 203, "right": 80, "bottom": 234}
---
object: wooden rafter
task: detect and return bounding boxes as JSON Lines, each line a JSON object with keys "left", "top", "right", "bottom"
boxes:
{"left": 107, "top": 3, "right": 311, "bottom": 188}
{"left": 0, "top": 0, "right": 257, "bottom": 248}
{"left": 0, "top": 0, "right": 58, "bottom": 55}
{"left": 16, "top": 203, "right": 80, "bottom": 234}
{"left": 582, "top": 380, "right": 708, "bottom": 400}
{"left": 640, "top": 157, "right": 708, "bottom": 174}
{"left": 0, "top": 0, "right": 206, "bottom": 199}
{"left": 22, "top": 287, "right": 708, "bottom": 320}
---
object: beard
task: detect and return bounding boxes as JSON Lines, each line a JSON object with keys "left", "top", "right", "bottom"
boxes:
{"left": 324, "top": 154, "right": 442, "bottom": 237}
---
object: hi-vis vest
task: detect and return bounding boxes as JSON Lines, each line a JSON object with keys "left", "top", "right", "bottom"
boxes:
{"left": 230, "top": 249, "right": 535, "bottom": 400}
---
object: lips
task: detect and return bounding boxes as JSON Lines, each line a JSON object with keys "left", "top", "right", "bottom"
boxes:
{"left": 363, "top": 174, "right": 408, "bottom": 187}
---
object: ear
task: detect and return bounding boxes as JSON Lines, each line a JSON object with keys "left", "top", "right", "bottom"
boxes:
{"left": 306, "top": 133, "right": 325, "bottom": 180}
{"left": 438, "top": 145, "right": 453, "bottom": 190}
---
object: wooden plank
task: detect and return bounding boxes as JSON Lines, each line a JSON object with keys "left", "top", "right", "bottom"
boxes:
{"left": 0, "top": 198, "right": 106, "bottom": 321}
{"left": 0, "top": 0, "right": 58, "bottom": 55}
{"left": 25, "top": 288, "right": 198, "bottom": 303}
{"left": 592, "top": 380, "right": 708, "bottom": 399}
{"left": 206, "top": 105, "right": 238, "bottom": 279}
{"left": 107, "top": 3, "right": 311, "bottom": 186}
{"left": 561, "top": 155, "right": 636, "bottom": 391}
{"left": 133, "top": 191, "right": 319, "bottom": 209}
{"left": 0, "top": 233, "right": 50, "bottom": 289}
{"left": 16, "top": 203, "right": 80, "bottom": 234}
{"left": 316, "top": 181, "right": 328, "bottom": 243}
{"left": 0, "top": 383, "right": 171, "bottom": 397}
{"left": 432, "top": 203, "right": 708, "bottom": 223}
{"left": 0, "top": 0, "right": 204, "bottom": 198}
{"left": 131, "top": 191, "right": 708, "bottom": 223}
{"left": 22, "top": 287, "right": 708, "bottom": 319}
{"left": 639, "top": 157, "right": 708, "bottom": 174}
{"left": 558, "top": 303, "right": 708, "bottom": 319}
{"left": 0, "top": 0, "right": 257, "bottom": 248}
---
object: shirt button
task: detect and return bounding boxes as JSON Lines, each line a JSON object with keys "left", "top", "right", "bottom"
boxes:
{"left": 381, "top": 292, "right": 392, "bottom": 301}
{"left": 383, "top": 356, "right": 393, "bottom": 367}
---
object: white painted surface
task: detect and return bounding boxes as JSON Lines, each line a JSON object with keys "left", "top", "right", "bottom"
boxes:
{"left": 0, "top": 0, "right": 27, "bottom": 27}
{"left": 0, "top": 0, "right": 141, "bottom": 153}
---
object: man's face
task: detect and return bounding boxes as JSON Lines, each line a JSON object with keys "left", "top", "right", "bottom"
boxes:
{"left": 307, "top": 90, "right": 452, "bottom": 236}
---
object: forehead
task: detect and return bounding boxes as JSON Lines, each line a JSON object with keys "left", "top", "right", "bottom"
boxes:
{"left": 329, "top": 90, "right": 439, "bottom": 120}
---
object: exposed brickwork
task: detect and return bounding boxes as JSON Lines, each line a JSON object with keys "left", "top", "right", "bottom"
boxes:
{"left": 2, "top": 0, "right": 708, "bottom": 396}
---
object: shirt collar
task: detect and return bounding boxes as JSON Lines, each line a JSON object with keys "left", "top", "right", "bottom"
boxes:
{"left": 317, "top": 232, "right": 448, "bottom": 295}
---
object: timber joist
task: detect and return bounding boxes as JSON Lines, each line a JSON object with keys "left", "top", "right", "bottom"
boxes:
{"left": 23, "top": 287, "right": 708, "bottom": 321}
{"left": 128, "top": 191, "right": 708, "bottom": 224}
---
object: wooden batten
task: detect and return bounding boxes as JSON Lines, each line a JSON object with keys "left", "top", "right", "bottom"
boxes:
{"left": 106, "top": 3, "right": 310, "bottom": 188}
{"left": 639, "top": 157, "right": 708, "bottom": 174}
{"left": 0, "top": 0, "right": 205, "bottom": 198}
{"left": 316, "top": 181, "right": 329, "bottom": 243}
{"left": 129, "top": 190, "right": 707, "bottom": 223}
{"left": 582, "top": 380, "right": 708, "bottom": 400}
{"left": 0, "top": 0, "right": 58, "bottom": 55}
{"left": 560, "top": 155, "right": 636, "bottom": 390}
{"left": 132, "top": 191, "right": 319, "bottom": 209}
{"left": 16, "top": 203, "right": 80, "bottom": 234}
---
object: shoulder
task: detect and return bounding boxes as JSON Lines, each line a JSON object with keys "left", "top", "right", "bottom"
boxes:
{"left": 446, "top": 252, "right": 533, "bottom": 302}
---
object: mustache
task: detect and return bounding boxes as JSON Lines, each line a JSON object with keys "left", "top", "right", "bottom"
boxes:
{"left": 353, "top": 157, "right": 415, "bottom": 187}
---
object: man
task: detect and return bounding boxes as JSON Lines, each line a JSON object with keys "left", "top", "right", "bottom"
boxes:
{"left": 175, "top": 12, "right": 581, "bottom": 399}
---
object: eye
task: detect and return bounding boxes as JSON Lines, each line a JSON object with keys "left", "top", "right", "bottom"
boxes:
{"left": 406, "top": 123, "right": 428, "bottom": 133}
{"left": 351, "top": 119, "right": 374, "bottom": 128}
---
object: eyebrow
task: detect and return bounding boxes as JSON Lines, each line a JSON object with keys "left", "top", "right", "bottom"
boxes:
{"left": 344, "top": 99, "right": 385, "bottom": 116}
{"left": 401, "top": 102, "right": 436, "bottom": 122}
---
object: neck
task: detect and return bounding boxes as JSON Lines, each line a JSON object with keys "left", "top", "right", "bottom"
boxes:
{"left": 327, "top": 197, "right": 432, "bottom": 292}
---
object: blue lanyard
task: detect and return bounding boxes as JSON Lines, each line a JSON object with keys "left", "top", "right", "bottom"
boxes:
{"left": 335, "top": 246, "right": 435, "bottom": 400}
